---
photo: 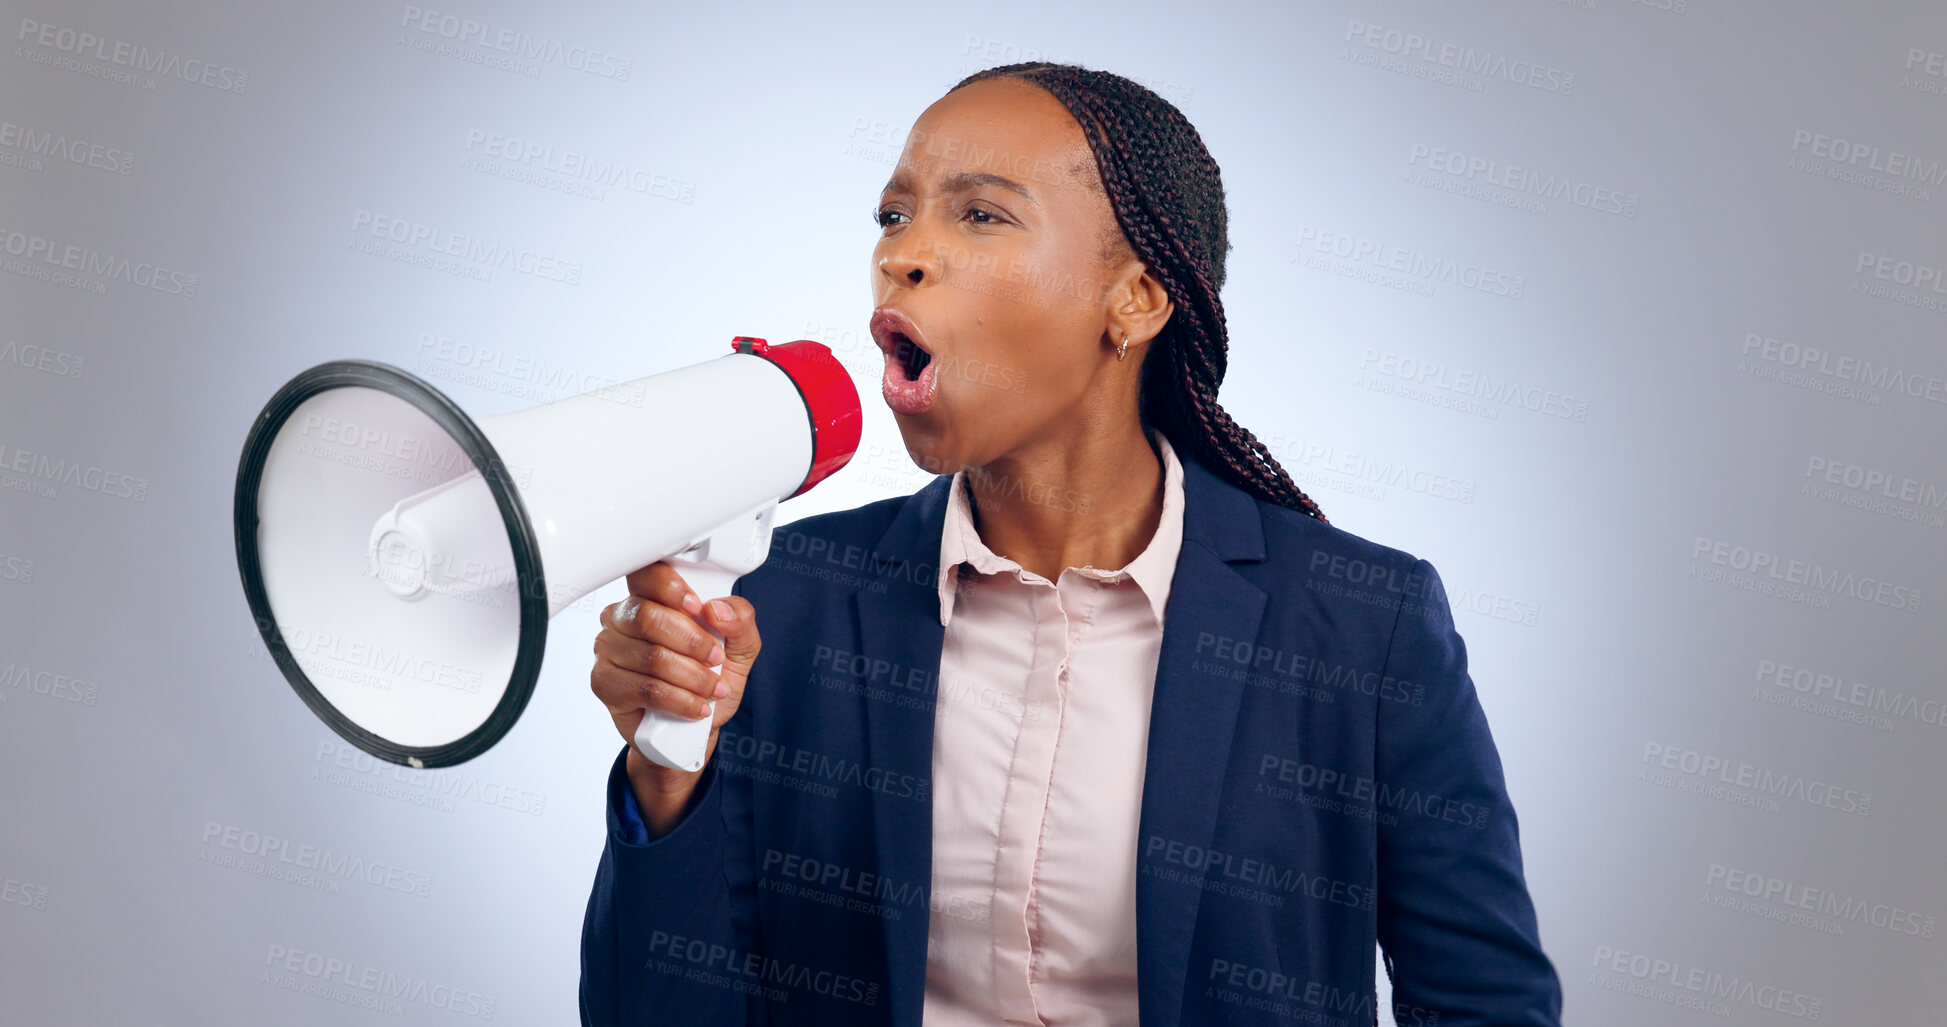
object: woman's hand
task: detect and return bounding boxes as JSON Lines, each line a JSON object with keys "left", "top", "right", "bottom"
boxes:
{"left": 590, "top": 560, "right": 761, "bottom": 837}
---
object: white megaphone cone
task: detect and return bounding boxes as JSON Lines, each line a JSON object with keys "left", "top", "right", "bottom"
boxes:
{"left": 234, "top": 336, "right": 862, "bottom": 771}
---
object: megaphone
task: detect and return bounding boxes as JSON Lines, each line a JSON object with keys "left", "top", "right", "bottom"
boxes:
{"left": 233, "top": 337, "right": 861, "bottom": 772}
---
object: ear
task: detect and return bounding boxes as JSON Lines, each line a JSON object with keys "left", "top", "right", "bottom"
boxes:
{"left": 1105, "top": 259, "right": 1174, "bottom": 357}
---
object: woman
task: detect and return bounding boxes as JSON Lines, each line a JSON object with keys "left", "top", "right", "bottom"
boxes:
{"left": 582, "top": 62, "right": 1562, "bottom": 1026}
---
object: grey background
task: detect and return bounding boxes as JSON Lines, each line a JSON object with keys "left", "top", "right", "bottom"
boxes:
{"left": 1, "top": 0, "right": 1941, "bottom": 1023}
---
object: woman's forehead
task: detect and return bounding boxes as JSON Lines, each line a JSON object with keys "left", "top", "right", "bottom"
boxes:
{"left": 894, "top": 78, "right": 1099, "bottom": 196}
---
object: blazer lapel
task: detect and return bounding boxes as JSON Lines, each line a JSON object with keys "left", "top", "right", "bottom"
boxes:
{"left": 1135, "top": 451, "right": 1269, "bottom": 1025}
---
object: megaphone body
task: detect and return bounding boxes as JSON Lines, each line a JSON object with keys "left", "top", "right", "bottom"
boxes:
{"left": 235, "top": 337, "right": 861, "bottom": 771}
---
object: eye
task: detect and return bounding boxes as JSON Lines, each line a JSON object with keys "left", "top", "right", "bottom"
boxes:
{"left": 965, "top": 206, "right": 1004, "bottom": 225}
{"left": 873, "top": 207, "right": 907, "bottom": 228}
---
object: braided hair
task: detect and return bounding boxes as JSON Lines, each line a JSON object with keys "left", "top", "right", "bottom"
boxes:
{"left": 948, "top": 62, "right": 1328, "bottom": 524}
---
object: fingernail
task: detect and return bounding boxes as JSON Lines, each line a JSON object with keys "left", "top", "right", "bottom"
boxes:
{"left": 713, "top": 680, "right": 729, "bottom": 699}
{"left": 616, "top": 596, "right": 638, "bottom": 623}
{"left": 707, "top": 644, "right": 725, "bottom": 666}
{"left": 682, "top": 593, "right": 703, "bottom": 615}
{"left": 710, "top": 600, "right": 733, "bottom": 622}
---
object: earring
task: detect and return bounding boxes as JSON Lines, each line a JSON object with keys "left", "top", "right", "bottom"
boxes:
{"left": 1116, "top": 333, "right": 1130, "bottom": 361}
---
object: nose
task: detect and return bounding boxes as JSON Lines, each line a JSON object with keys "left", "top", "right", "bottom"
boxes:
{"left": 877, "top": 223, "right": 941, "bottom": 289}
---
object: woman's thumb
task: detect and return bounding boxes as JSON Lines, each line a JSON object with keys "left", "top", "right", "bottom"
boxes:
{"left": 704, "top": 596, "right": 760, "bottom": 668}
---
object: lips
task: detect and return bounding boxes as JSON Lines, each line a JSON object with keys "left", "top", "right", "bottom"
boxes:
{"left": 870, "top": 308, "right": 933, "bottom": 378}
{"left": 870, "top": 307, "right": 939, "bottom": 415}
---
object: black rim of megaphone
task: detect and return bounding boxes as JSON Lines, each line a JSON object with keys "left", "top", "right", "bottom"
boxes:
{"left": 233, "top": 359, "right": 548, "bottom": 769}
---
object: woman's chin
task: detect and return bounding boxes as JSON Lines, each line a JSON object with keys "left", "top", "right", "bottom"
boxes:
{"left": 887, "top": 400, "right": 943, "bottom": 436}
{"left": 888, "top": 426, "right": 959, "bottom": 478}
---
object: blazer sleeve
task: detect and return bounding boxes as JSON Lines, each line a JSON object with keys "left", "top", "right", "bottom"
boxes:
{"left": 580, "top": 581, "right": 762, "bottom": 1027}
{"left": 1372, "top": 558, "right": 1563, "bottom": 1027}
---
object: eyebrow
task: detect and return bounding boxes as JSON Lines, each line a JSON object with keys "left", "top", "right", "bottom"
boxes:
{"left": 881, "top": 170, "right": 1040, "bottom": 207}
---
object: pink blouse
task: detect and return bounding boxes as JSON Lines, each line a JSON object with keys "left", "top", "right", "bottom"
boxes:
{"left": 921, "top": 429, "right": 1186, "bottom": 1026}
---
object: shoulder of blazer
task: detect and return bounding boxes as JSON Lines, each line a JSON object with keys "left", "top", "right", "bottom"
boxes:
{"left": 1165, "top": 442, "right": 1438, "bottom": 589}
{"left": 1253, "top": 488, "right": 1433, "bottom": 580}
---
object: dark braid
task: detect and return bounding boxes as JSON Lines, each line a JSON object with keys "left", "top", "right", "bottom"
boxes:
{"left": 949, "top": 62, "right": 1329, "bottom": 524}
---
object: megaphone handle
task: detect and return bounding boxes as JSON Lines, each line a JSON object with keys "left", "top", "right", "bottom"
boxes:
{"left": 632, "top": 505, "right": 775, "bottom": 773}
{"left": 632, "top": 558, "right": 740, "bottom": 773}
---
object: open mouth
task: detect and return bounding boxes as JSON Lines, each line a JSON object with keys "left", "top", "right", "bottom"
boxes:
{"left": 870, "top": 307, "right": 940, "bottom": 415}
{"left": 892, "top": 332, "right": 932, "bottom": 381}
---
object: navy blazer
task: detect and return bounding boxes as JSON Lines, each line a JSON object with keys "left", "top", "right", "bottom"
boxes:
{"left": 581, "top": 446, "right": 1562, "bottom": 1026}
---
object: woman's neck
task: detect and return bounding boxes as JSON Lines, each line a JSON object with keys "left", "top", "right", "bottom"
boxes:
{"left": 964, "top": 423, "right": 1164, "bottom": 581}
